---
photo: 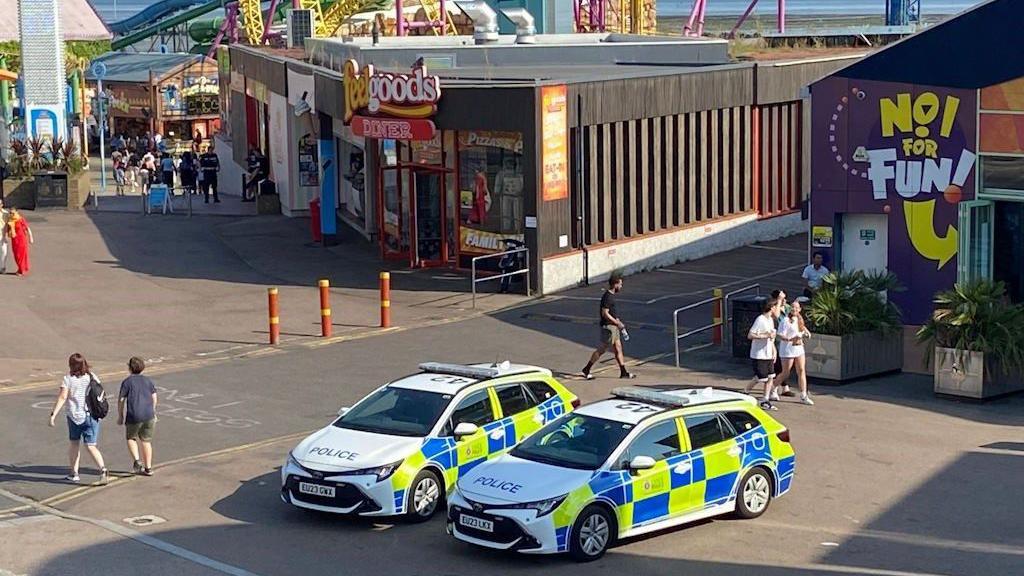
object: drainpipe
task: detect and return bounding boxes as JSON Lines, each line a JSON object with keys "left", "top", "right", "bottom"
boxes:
{"left": 576, "top": 92, "right": 589, "bottom": 286}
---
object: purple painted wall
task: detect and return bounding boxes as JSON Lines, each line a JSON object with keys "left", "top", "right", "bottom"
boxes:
{"left": 811, "top": 77, "right": 978, "bottom": 325}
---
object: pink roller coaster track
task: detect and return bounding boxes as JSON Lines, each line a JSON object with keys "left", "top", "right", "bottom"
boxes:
{"left": 572, "top": 0, "right": 786, "bottom": 37}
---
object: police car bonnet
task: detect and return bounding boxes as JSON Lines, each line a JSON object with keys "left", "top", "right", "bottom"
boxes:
{"left": 293, "top": 426, "right": 422, "bottom": 470}
{"left": 458, "top": 455, "right": 592, "bottom": 504}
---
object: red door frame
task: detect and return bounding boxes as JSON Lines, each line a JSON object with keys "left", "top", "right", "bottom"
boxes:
{"left": 377, "top": 161, "right": 453, "bottom": 268}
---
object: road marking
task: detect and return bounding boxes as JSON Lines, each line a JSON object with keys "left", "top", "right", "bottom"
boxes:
{"left": 746, "top": 244, "right": 807, "bottom": 253}
{"left": 0, "top": 488, "right": 263, "bottom": 576}
{"left": 644, "top": 263, "right": 805, "bottom": 304}
{"left": 520, "top": 312, "right": 675, "bottom": 333}
{"left": 39, "top": 430, "right": 315, "bottom": 508}
{"left": 210, "top": 401, "right": 243, "bottom": 410}
{"left": 657, "top": 269, "right": 745, "bottom": 279}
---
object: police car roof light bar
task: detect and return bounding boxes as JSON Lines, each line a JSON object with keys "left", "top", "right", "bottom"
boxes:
{"left": 611, "top": 387, "right": 692, "bottom": 408}
{"left": 419, "top": 362, "right": 502, "bottom": 380}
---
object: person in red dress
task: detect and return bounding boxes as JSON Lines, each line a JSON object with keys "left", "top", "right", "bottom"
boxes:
{"left": 7, "top": 208, "right": 33, "bottom": 276}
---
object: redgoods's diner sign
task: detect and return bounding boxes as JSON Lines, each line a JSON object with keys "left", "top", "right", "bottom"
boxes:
{"left": 343, "top": 60, "right": 440, "bottom": 140}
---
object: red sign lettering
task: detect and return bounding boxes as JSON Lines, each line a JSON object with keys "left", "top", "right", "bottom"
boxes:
{"left": 351, "top": 116, "right": 437, "bottom": 141}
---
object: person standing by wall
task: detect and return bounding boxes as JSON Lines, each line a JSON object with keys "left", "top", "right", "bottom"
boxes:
{"left": 200, "top": 146, "right": 220, "bottom": 203}
{"left": 47, "top": 353, "right": 109, "bottom": 484}
{"left": 802, "top": 252, "right": 830, "bottom": 300}
{"left": 581, "top": 274, "right": 637, "bottom": 380}
{"left": 118, "top": 357, "right": 158, "bottom": 476}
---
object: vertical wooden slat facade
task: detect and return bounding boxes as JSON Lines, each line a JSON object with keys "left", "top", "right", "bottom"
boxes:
{"left": 754, "top": 100, "right": 803, "bottom": 218}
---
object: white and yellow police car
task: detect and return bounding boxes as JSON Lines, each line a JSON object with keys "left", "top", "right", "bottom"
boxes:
{"left": 281, "top": 362, "right": 578, "bottom": 521}
{"left": 447, "top": 386, "right": 795, "bottom": 560}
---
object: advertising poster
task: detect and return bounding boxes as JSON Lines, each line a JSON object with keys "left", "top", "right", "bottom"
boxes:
{"left": 298, "top": 134, "right": 320, "bottom": 187}
{"left": 541, "top": 85, "right": 569, "bottom": 202}
{"left": 811, "top": 226, "right": 833, "bottom": 247}
{"left": 811, "top": 77, "right": 977, "bottom": 323}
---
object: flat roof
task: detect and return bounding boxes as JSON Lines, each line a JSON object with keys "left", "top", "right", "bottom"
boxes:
{"left": 86, "top": 52, "right": 211, "bottom": 83}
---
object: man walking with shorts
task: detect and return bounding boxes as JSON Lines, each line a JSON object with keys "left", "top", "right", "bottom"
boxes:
{"left": 582, "top": 274, "right": 636, "bottom": 380}
{"left": 118, "top": 357, "right": 158, "bottom": 476}
{"left": 747, "top": 300, "right": 781, "bottom": 411}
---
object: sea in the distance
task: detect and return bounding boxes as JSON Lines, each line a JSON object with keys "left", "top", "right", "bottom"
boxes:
{"left": 88, "top": 0, "right": 983, "bottom": 24}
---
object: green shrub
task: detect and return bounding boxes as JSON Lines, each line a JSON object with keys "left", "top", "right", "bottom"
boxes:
{"left": 804, "top": 270, "right": 903, "bottom": 336}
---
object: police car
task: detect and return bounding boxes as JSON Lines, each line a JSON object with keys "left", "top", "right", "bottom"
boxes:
{"left": 281, "top": 362, "right": 578, "bottom": 521}
{"left": 447, "top": 386, "right": 795, "bottom": 560}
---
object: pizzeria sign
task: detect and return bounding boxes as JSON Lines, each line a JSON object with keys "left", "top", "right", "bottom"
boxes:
{"left": 343, "top": 60, "right": 440, "bottom": 141}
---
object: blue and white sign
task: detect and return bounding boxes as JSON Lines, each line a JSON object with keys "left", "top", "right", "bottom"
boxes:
{"left": 148, "top": 184, "right": 173, "bottom": 214}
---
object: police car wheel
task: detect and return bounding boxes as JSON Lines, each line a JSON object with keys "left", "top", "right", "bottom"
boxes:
{"left": 736, "top": 467, "right": 773, "bottom": 519}
{"left": 569, "top": 506, "right": 614, "bottom": 562}
{"left": 406, "top": 470, "right": 442, "bottom": 522}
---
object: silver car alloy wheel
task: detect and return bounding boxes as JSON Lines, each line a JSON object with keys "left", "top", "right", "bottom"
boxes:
{"left": 414, "top": 476, "right": 440, "bottom": 516}
{"left": 743, "top": 473, "right": 771, "bottom": 514}
{"left": 579, "top": 513, "right": 610, "bottom": 556}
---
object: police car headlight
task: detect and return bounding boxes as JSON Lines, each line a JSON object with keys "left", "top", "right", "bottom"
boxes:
{"left": 286, "top": 452, "right": 300, "bottom": 470}
{"left": 508, "top": 494, "right": 567, "bottom": 517}
{"left": 339, "top": 460, "right": 403, "bottom": 482}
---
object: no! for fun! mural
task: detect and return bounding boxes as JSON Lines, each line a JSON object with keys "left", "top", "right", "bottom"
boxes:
{"left": 811, "top": 78, "right": 977, "bottom": 324}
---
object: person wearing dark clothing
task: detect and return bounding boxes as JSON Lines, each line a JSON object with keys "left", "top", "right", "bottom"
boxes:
{"left": 118, "top": 357, "right": 158, "bottom": 476}
{"left": 581, "top": 274, "right": 636, "bottom": 380}
{"left": 200, "top": 148, "right": 221, "bottom": 203}
{"left": 179, "top": 152, "right": 197, "bottom": 195}
{"left": 243, "top": 147, "right": 268, "bottom": 201}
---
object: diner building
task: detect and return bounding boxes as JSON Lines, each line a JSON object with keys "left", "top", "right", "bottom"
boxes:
{"left": 221, "top": 32, "right": 856, "bottom": 293}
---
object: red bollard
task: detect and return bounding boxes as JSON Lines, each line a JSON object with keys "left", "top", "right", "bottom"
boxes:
{"left": 712, "top": 288, "right": 723, "bottom": 346}
{"left": 268, "top": 287, "right": 280, "bottom": 345}
{"left": 319, "top": 279, "right": 332, "bottom": 338}
{"left": 380, "top": 272, "right": 391, "bottom": 328}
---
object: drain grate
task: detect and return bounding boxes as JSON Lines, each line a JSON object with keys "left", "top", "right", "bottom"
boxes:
{"left": 123, "top": 515, "right": 167, "bottom": 527}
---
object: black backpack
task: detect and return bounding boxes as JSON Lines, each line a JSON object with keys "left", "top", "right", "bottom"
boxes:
{"left": 86, "top": 375, "right": 110, "bottom": 419}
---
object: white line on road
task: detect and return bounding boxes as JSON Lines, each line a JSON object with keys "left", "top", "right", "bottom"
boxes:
{"left": 747, "top": 244, "right": 807, "bottom": 253}
{"left": 644, "top": 263, "right": 806, "bottom": 304}
{"left": 0, "top": 488, "right": 264, "bottom": 576}
{"left": 656, "top": 269, "right": 745, "bottom": 279}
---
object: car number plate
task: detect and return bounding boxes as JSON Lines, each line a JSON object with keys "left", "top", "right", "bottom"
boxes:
{"left": 459, "top": 514, "right": 494, "bottom": 532}
{"left": 299, "top": 482, "right": 335, "bottom": 498}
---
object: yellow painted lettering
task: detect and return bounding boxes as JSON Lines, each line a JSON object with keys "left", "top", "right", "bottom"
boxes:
{"left": 924, "top": 140, "right": 939, "bottom": 159}
{"left": 880, "top": 93, "right": 913, "bottom": 137}
{"left": 940, "top": 95, "right": 961, "bottom": 138}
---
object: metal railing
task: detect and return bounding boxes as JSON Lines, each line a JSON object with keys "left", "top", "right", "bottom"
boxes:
{"left": 672, "top": 283, "right": 761, "bottom": 368}
{"left": 471, "top": 247, "right": 530, "bottom": 308}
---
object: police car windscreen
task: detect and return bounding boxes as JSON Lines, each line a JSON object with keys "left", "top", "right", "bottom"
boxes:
{"left": 334, "top": 387, "right": 452, "bottom": 437}
{"left": 510, "top": 414, "right": 632, "bottom": 470}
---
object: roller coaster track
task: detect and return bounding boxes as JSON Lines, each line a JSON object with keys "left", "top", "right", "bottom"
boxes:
{"left": 419, "top": 0, "right": 457, "bottom": 35}
{"left": 239, "top": 0, "right": 265, "bottom": 42}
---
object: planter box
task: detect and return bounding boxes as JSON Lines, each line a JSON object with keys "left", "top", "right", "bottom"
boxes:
{"left": 934, "top": 347, "right": 1024, "bottom": 399}
{"left": 68, "top": 171, "right": 91, "bottom": 209}
{"left": 2, "top": 178, "right": 36, "bottom": 209}
{"left": 805, "top": 330, "right": 903, "bottom": 382}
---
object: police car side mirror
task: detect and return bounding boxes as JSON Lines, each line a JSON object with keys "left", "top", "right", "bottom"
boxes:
{"left": 453, "top": 422, "right": 479, "bottom": 440}
{"left": 337, "top": 407, "right": 350, "bottom": 417}
{"left": 628, "top": 456, "right": 657, "bottom": 473}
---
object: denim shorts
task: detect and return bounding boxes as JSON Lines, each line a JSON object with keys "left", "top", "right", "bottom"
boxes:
{"left": 67, "top": 416, "right": 100, "bottom": 445}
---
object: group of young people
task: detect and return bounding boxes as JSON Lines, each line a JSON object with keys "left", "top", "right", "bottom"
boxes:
{"left": 112, "top": 146, "right": 221, "bottom": 203}
{"left": 47, "top": 354, "right": 159, "bottom": 483}
{"left": 747, "top": 288, "right": 815, "bottom": 411}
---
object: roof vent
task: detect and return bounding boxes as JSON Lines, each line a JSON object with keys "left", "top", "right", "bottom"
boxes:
{"left": 455, "top": 1, "right": 499, "bottom": 44}
{"left": 500, "top": 7, "right": 536, "bottom": 44}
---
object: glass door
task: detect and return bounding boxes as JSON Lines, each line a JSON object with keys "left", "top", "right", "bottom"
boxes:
{"left": 958, "top": 200, "right": 993, "bottom": 283}
{"left": 412, "top": 169, "right": 447, "bottom": 266}
{"left": 380, "top": 166, "right": 411, "bottom": 261}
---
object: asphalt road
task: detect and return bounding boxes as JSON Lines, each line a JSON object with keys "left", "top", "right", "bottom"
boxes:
{"left": 4, "top": 232, "right": 1023, "bottom": 576}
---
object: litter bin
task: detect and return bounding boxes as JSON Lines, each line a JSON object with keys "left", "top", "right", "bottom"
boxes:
{"left": 309, "top": 198, "right": 322, "bottom": 243}
{"left": 34, "top": 171, "right": 69, "bottom": 208}
{"left": 731, "top": 295, "right": 769, "bottom": 359}
{"left": 256, "top": 179, "right": 280, "bottom": 215}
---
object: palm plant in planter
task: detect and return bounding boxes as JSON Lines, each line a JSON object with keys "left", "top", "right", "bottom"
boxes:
{"left": 802, "top": 271, "right": 904, "bottom": 382}
{"left": 916, "top": 280, "right": 1024, "bottom": 399}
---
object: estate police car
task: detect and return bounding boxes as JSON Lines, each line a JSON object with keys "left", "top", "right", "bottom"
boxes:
{"left": 281, "top": 362, "right": 578, "bottom": 521}
{"left": 447, "top": 386, "right": 795, "bottom": 560}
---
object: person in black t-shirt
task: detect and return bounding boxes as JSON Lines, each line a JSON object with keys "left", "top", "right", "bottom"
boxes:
{"left": 199, "top": 147, "right": 221, "bottom": 203}
{"left": 581, "top": 274, "right": 636, "bottom": 380}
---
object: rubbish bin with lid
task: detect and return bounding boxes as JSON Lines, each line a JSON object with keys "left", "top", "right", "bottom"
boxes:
{"left": 34, "top": 171, "right": 69, "bottom": 208}
{"left": 731, "top": 295, "right": 770, "bottom": 359}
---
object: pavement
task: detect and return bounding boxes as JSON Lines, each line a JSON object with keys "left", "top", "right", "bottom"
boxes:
{"left": 2, "top": 211, "right": 1023, "bottom": 576}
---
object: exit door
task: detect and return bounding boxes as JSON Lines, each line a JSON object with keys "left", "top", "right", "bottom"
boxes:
{"left": 412, "top": 169, "right": 447, "bottom": 266}
{"left": 841, "top": 213, "right": 888, "bottom": 274}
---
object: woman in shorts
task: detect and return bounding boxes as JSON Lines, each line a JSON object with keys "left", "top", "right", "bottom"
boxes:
{"left": 48, "top": 353, "right": 109, "bottom": 484}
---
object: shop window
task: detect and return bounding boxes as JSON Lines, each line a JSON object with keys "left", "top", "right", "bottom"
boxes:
{"left": 457, "top": 131, "right": 525, "bottom": 267}
{"left": 338, "top": 131, "right": 367, "bottom": 230}
{"left": 982, "top": 156, "right": 1024, "bottom": 193}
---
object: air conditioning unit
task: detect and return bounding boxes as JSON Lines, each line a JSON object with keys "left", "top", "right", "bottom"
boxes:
{"left": 287, "top": 9, "right": 315, "bottom": 48}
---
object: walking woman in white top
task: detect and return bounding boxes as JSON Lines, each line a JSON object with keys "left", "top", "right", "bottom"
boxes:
{"left": 774, "top": 300, "right": 814, "bottom": 405}
{"left": 48, "top": 353, "right": 109, "bottom": 483}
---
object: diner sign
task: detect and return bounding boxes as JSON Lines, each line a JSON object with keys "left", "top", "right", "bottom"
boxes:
{"left": 343, "top": 60, "right": 441, "bottom": 124}
{"left": 351, "top": 116, "right": 436, "bottom": 140}
{"left": 541, "top": 85, "right": 569, "bottom": 201}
